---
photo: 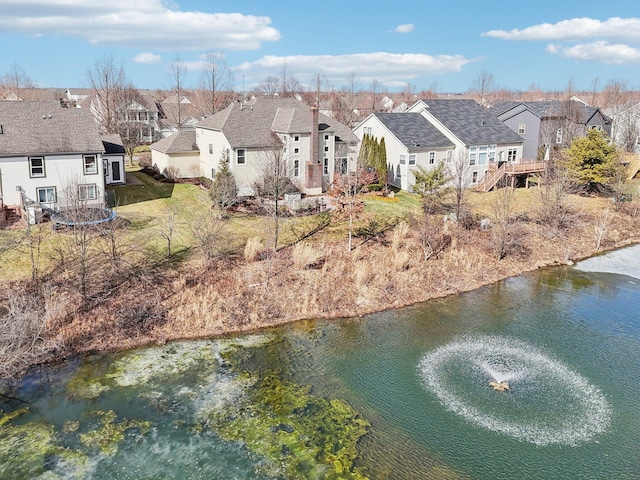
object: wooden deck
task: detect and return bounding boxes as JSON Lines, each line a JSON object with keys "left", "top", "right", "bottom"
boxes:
{"left": 477, "top": 160, "right": 547, "bottom": 192}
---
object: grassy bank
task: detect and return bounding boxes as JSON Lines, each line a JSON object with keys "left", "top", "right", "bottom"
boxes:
{"left": 1, "top": 172, "right": 639, "bottom": 378}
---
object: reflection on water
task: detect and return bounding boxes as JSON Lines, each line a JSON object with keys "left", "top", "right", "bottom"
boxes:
{"left": 1, "top": 245, "right": 640, "bottom": 479}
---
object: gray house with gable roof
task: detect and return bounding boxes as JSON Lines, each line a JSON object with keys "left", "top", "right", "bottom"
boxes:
{"left": 355, "top": 99, "right": 524, "bottom": 191}
{"left": 0, "top": 101, "right": 116, "bottom": 223}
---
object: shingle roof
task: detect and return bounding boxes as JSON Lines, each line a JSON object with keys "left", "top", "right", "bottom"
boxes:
{"left": 0, "top": 101, "right": 104, "bottom": 157}
{"left": 421, "top": 99, "right": 523, "bottom": 145}
{"left": 151, "top": 129, "right": 198, "bottom": 154}
{"left": 373, "top": 113, "right": 454, "bottom": 151}
{"left": 101, "top": 134, "right": 125, "bottom": 155}
{"left": 197, "top": 97, "right": 358, "bottom": 148}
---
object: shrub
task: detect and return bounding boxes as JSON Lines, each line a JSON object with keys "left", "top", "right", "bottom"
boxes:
{"left": 244, "top": 237, "right": 264, "bottom": 262}
{"left": 292, "top": 243, "right": 324, "bottom": 270}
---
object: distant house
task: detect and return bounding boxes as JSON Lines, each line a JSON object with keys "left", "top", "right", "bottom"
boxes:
{"left": 193, "top": 96, "right": 359, "bottom": 196}
{"left": 355, "top": 99, "right": 524, "bottom": 191}
{"left": 150, "top": 129, "right": 200, "bottom": 179}
{"left": 494, "top": 100, "right": 612, "bottom": 160}
{"left": 610, "top": 102, "right": 640, "bottom": 153}
{"left": 101, "top": 134, "right": 126, "bottom": 185}
{"left": 0, "top": 101, "right": 111, "bottom": 223}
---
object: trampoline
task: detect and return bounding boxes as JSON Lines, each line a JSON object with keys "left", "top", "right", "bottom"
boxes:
{"left": 51, "top": 207, "right": 116, "bottom": 228}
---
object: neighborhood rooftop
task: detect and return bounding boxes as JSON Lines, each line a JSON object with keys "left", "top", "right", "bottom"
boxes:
{"left": 0, "top": 101, "right": 104, "bottom": 156}
{"left": 373, "top": 113, "right": 454, "bottom": 152}
{"left": 420, "top": 99, "right": 524, "bottom": 145}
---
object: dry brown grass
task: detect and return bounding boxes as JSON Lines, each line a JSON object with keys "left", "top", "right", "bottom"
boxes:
{"left": 2, "top": 198, "right": 640, "bottom": 378}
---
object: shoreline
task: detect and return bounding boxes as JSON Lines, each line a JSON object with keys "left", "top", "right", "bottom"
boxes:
{"left": 3, "top": 210, "right": 640, "bottom": 380}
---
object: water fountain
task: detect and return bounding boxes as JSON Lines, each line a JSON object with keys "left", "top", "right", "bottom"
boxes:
{"left": 419, "top": 336, "right": 611, "bottom": 446}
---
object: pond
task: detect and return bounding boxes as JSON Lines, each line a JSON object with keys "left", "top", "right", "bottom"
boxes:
{"left": 2, "top": 245, "right": 640, "bottom": 479}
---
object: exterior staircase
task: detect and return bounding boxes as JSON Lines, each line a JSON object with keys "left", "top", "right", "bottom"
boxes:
{"left": 476, "top": 163, "right": 506, "bottom": 192}
{"left": 476, "top": 160, "right": 547, "bottom": 192}
{"left": 0, "top": 206, "right": 26, "bottom": 229}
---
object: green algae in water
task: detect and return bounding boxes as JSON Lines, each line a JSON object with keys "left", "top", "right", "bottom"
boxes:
{"left": 0, "top": 408, "right": 89, "bottom": 480}
{"left": 206, "top": 372, "right": 370, "bottom": 479}
{"left": 79, "top": 410, "right": 152, "bottom": 456}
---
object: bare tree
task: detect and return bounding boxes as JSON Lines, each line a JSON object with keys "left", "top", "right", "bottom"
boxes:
{"left": 1, "top": 62, "right": 34, "bottom": 99}
{"left": 87, "top": 55, "right": 130, "bottom": 134}
{"left": 254, "top": 134, "right": 295, "bottom": 251}
{"left": 448, "top": 151, "right": 472, "bottom": 221}
{"left": 489, "top": 186, "right": 518, "bottom": 260}
{"left": 184, "top": 203, "right": 233, "bottom": 263}
{"left": 255, "top": 76, "right": 281, "bottom": 96}
{"left": 199, "top": 49, "right": 234, "bottom": 116}
{"left": 600, "top": 79, "right": 633, "bottom": 115}
{"left": 166, "top": 54, "right": 188, "bottom": 131}
{"left": 333, "top": 72, "right": 360, "bottom": 127}
{"left": 594, "top": 203, "right": 613, "bottom": 251}
{"left": 308, "top": 72, "right": 332, "bottom": 107}
{"left": 469, "top": 69, "right": 497, "bottom": 108}
{"left": 369, "top": 79, "right": 382, "bottom": 113}
{"left": 536, "top": 156, "right": 573, "bottom": 230}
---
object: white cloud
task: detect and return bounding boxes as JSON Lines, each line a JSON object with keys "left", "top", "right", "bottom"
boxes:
{"left": 394, "top": 24, "right": 414, "bottom": 34}
{"left": 133, "top": 52, "right": 162, "bottom": 64}
{"left": 483, "top": 17, "right": 640, "bottom": 42}
{"left": 0, "top": 0, "right": 280, "bottom": 50}
{"left": 234, "top": 52, "right": 472, "bottom": 87}
{"left": 547, "top": 41, "right": 640, "bottom": 64}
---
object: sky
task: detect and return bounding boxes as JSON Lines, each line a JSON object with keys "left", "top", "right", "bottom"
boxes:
{"left": 1, "top": 0, "right": 639, "bottom": 94}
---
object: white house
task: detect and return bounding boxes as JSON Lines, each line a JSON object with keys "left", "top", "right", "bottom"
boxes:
{"left": 0, "top": 101, "right": 109, "bottom": 222}
{"left": 151, "top": 96, "right": 359, "bottom": 196}
{"left": 354, "top": 99, "right": 525, "bottom": 191}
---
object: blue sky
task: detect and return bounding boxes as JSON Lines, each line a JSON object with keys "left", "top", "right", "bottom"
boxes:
{"left": 1, "top": 0, "right": 639, "bottom": 94}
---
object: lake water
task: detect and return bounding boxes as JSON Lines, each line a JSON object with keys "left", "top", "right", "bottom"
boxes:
{"left": 2, "top": 245, "right": 640, "bottom": 479}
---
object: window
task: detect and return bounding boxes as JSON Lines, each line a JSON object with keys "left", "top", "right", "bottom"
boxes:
{"left": 507, "top": 148, "right": 518, "bottom": 163}
{"left": 446, "top": 150, "right": 453, "bottom": 163}
{"left": 363, "top": 126, "right": 372, "bottom": 135}
{"left": 236, "top": 148, "right": 246, "bottom": 164}
{"left": 469, "top": 147, "right": 476, "bottom": 166}
{"left": 208, "top": 143, "right": 213, "bottom": 154}
{"left": 399, "top": 154, "right": 406, "bottom": 165}
{"left": 323, "top": 158, "right": 329, "bottom": 175}
{"left": 29, "top": 157, "right": 45, "bottom": 178}
{"left": 478, "top": 145, "right": 487, "bottom": 165}
{"left": 428, "top": 152, "right": 435, "bottom": 165}
{"left": 589, "top": 125, "right": 603, "bottom": 131}
{"left": 489, "top": 145, "right": 496, "bottom": 163}
{"left": 337, "top": 157, "right": 348, "bottom": 174}
{"left": 293, "top": 159, "right": 299, "bottom": 177}
{"left": 518, "top": 123, "right": 526, "bottom": 135}
{"left": 294, "top": 135, "right": 299, "bottom": 142}
{"left": 409, "top": 154, "right": 416, "bottom": 165}
{"left": 472, "top": 171, "right": 478, "bottom": 183}
{"left": 211, "top": 168, "right": 216, "bottom": 178}
{"left": 324, "top": 134, "right": 330, "bottom": 141}
{"left": 36, "top": 187, "right": 56, "bottom": 204}
{"left": 78, "top": 184, "right": 97, "bottom": 201}
{"left": 324, "top": 146, "right": 329, "bottom": 152}
{"left": 556, "top": 128, "right": 563, "bottom": 144}
{"left": 294, "top": 147, "right": 299, "bottom": 154}
{"left": 83, "top": 155, "right": 98, "bottom": 175}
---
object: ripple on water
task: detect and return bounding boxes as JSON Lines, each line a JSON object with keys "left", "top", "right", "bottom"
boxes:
{"left": 419, "top": 336, "right": 611, "bottom": 446}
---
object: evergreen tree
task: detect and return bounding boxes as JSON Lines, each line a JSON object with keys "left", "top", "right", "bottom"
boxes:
{"left": 211, "top": 149, "right": 238, "bottom": 215}
{"left": 566, "top": 129, "right": 620, "bottom": 192}
{"left": 377, "top": 137, "right": 388, "bottom": 189}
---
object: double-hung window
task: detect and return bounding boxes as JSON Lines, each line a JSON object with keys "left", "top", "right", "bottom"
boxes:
{"left": 469, "top": 147, "right": 477, "bottom": 166}
{"left": 399, "top": 154, "right": 406, "bottom": 165}
{"left": 518, "top": 123, "right": 526, "bottom": 135}
{"left": 236, "top": 148, "right": 246, "bottom": 165}
{"left": 428, "top": 152, "right": 435, "bottom": 165}
{"left": 489, "top": 145, "right": 496, "bottom": 163}
{"left": 293, "top": 159, "right": 299, "bottom": 177}
{"left": 477, "top": 145, "right": 488, "bottom": 166}
{"left": 323, "top": 158, "right": 329, "bottom": 175}
{"left": 556, "top": 128, "right": 563, "bottom": 144}
{"left": 37, "top": 187, "right": 56, "bottom": 204}
{"left": 83, "top": 155, "right": 98, "bottom": 175}
{"left": 446, "top": 150, "right": 453, "bottom": 163}
{"left": 507, "top": 148, "right": 518, "bottom": 163}
{"left": 29, "top": 157, "right": 45, "bottom": 178}
{"left": 78, "top": 184, "right": 97, "bottom": 201}
{"left": 409, "top": 154, "right": 416, "bottom": 165}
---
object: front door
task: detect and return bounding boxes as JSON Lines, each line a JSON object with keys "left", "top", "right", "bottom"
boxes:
{"left": 111, "top": 161, "right": 122, "bottom": 182}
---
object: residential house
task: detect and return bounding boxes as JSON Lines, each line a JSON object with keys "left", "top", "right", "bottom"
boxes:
{"left": 101, "top": 134, "right": 126, "bottom": 185}
{"left": 194, "top": 96, "right": 359, "bottom": 196}
{"left": 494, "top": 100, "right": 612, "bottom": 160}
{"left": 355, "top": 99, "right": 524, "bottom": 191}
{"left": 0, "top": 101, "right": 109, "bottom": 223}
{"left": 353, "top": 113, "right": 454, "bottom": 191}
{"left": 121, "top": 93, "right": 161, "bottom": 143}
{"left": 158, "top": 95, "right": 200, "bottom": 137}
{"left": 610, "top": 102, "right": 640, "bottom": 153}
{"left": 150, "top": 129, "right": 200, "bottom": 179}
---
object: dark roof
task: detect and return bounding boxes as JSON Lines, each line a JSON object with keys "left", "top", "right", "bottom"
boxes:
{"left": 198, "top": 97, "right": 358, "bottom": 148}
{"left": 101, "top": 134, "right": 125, "bottom": 155}
{"left": 421, "top": 99, "right": 523, "bottom": 145}
{"left": 0, "top": 101, "right": 104, "bottom": 157}
{"left": 151, "top": 129, "right": 198, "bottom": 154}
{"left": 492, "top": 101, "right": 528, "bottom": 117}
{"left": 373, "top": 113, "right": 454, "bottom": 151}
